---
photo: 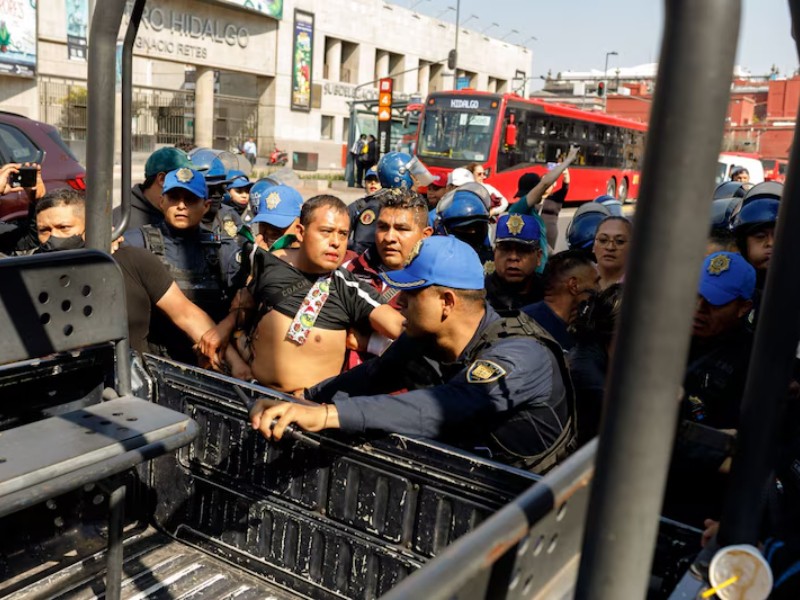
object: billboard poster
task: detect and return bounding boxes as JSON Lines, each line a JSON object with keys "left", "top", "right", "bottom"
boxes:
{"left": 0, "top": 0, "right": 37, "bottom": 77}
{"left": 290, "top": 10, "right": 313, "bottom": 112}
{"left": 66, "top": 0, "right": 88, "bottom": 61}
{"left": 217, "top": 0, "right": 283, "bottom": 20}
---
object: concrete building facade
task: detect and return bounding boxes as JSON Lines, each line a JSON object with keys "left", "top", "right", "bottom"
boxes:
{"left": 0, "top": 0, "right": 532, "bottom": 169}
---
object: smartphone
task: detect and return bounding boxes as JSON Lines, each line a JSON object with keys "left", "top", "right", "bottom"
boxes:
{"left": 12, "top": 166, "right": 38, "bottom": 188}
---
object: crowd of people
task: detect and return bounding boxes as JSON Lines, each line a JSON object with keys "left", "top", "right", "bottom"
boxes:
{"left": 3, "top": 147, "right": 800, "bottom": 590}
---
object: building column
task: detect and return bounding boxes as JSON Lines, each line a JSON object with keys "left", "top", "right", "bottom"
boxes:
{"left": 257, "top": 75, "right": 276, "bottom": 155}
{"left": 375, "top": 51, "right": 389, "bottom": 80}
{"left": 418, "top": 62, "right": 430, "bottom": 97}
{"left": 326, "top": 39, "right": 341, "bottom": 82}
{"left": 194, "top": 67, "right": 214, "bottom": 148}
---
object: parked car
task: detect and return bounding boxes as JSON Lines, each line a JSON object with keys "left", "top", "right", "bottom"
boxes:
{"left": 0, "top": 111, "right": 86, "bottom": 222}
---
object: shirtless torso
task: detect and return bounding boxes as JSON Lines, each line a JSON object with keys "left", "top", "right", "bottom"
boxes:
{"left": 244, "top": 247, "right": 384, "bottom": 394}
{"left": 245, "top": 310, "right": 348, "bottom": 395}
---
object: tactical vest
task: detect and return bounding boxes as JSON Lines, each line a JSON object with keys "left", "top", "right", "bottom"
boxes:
{"left": 381, "top": 312, "right": 577, "bottom": 474}
{"left": 466, "top": 312, "right": 578, "bottom": 474}
{"left": 141, "top": 225, "right": 230, "bottom": 322}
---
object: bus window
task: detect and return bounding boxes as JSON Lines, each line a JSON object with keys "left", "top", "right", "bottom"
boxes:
{"left": 418, "top": 107, "right": 498, "bottom": 162}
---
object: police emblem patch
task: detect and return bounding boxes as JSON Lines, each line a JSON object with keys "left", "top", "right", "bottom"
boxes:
{"left": 266, "top": 191, "right": 282, "bottom": 210}
{"left": 506, "top": 214, "right": 525, "bottom": 236}
{"left": 466, "top": 360, "right": 507, "bottom": 384}
{"left": 360, "top": 209, "right": 376, "bottom": 225}
{"left": 223, "top": 220, "right": 238, "bottom": 237}
{"left": 707, "top": 254, "right": 731, "bottom": 276}
{"left": 483, "top": 260, "right": 496, "bottom": 275}
{"left": 404, "top": 239, "right": 423, "bottom": 266}
{"left": 176, "top": 168, "right": 194, "bottom": 182}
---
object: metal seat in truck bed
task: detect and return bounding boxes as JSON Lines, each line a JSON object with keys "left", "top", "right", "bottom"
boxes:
{"left": 0, "top": 251, "right": 198, "bottom": 599}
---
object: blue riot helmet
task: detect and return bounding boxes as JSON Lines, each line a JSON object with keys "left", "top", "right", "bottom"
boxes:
{"left": 730, "top": 181, "right": 782, "bottom": 236}
{"left": 190, "top": 148, "right": 237, "bottom": 183}
{"left": 377, "top": 152, "right": 435, "bottom": 189}
{"left": 593, "top": 194, "right": 624, "bottom": 217}
{"left": 566, "top": 203, "right": 611, "bottom": 250}
{"left": 713, "top": 180, "right": 754, "bottom": 200}
{"left": 436, "top": 186, "right": 490, "bottom": 251}
{"left": 709, "top": 198, "right": 742, "bottom": 232}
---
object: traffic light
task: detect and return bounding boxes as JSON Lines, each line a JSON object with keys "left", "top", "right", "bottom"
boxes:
{"left": 447, "top": 49, "right": 457, "bottom": 70}
{"left": 597, "top": 82, "right": 605, "bottom": 97}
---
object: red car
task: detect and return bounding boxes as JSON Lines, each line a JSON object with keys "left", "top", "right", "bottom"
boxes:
{"left": 0, "top": 111, "right": 86, "bottom": 222}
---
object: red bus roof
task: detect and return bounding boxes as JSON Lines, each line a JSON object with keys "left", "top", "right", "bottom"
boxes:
{"left": 429, "top": 89, "right": 648, "bottom": 131}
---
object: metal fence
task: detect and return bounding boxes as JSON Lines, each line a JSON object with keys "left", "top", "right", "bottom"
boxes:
{"left": 40, "top": 78, "right": 88, "bottom": 144}
{"left": 130, "top": 87, "right": 194, "bottom": 152}
{"left": 39, "top": 79, "right": 194, "bottom": 154}
{"left": 213, "top": 94, "right": 258, "bottom": 153}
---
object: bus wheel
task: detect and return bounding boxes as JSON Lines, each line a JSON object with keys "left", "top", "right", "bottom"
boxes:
{"left": 618, "top": 178, "right": 628, "bottom": 202}
{"left": 606, "top": 178, "right": 617, "bottom": 197}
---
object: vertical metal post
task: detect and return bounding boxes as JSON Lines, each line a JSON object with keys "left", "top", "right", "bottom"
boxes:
{"left": 718, "top": 0, "right": 800, "bottom": 546}
{"left": 575, "top": 1, "right": 740, "bottom": 598}
{"left": 105, "top": 480, "right": 127, "bottom": 600}
{"left": 85, "top": 0, "right": 127, "bottom": 251}
{"left": 111, "top": 0, "right": 145, "bottom": 241}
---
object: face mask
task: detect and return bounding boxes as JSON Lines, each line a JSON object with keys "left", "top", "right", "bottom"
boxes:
{"left": 40, "top": 234, "right": 85, "bottom": 252}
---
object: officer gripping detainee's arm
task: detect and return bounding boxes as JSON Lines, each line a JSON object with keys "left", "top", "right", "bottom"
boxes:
{"left": 249, "top": 236, "right": 570, "bottom": 465}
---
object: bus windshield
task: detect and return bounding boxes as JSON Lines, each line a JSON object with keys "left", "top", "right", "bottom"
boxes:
{"left": 418, "top": 108, "right": 498, "bottom": 162}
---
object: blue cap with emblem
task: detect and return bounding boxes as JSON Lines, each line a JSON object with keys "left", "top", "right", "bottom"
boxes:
{"left": 380, "top": 235, "right": 485, "bottom": 290}
{"left": 698, "top": 251, "right": 756, "bottom": 306}
{"left": 162, "top": 167, "right": 208, "bottom": 199}
{"left": 364, "top": 167, "right": 379, "bottom": 181}
{"left": 495, "top": 213, "right": 541, "bottom": 245}
{"left": 226, "top": 171, "right": 253, "bottom": 190}
{"left": 250, "top": 184, "right": 304, "bottom": 228}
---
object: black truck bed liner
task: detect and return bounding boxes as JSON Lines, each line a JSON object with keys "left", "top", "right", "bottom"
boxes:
{"left": 7, "top": 528, "right": 296, "bottom": 600}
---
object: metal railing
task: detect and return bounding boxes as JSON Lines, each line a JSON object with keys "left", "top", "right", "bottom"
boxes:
{"left": 39, "top": 78, "right": 88, "bottom": 143}
{"left": 130, "top": 86, "right": 195, "bottom": 152}
{"left": 213, "top": 94, "right": 258, "bottom": 153}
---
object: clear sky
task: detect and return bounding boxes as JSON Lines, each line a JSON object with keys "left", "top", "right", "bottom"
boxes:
{"left": 403, "top": 0, "right": 798, "bottom": 84}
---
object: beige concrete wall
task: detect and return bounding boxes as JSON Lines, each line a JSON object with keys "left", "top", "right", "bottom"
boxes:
{"left": 0, "top": 79, "right": 39, "bottom": 119}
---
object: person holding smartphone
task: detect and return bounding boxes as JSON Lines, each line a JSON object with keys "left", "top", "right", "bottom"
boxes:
{"left": 0, "top": 161, "right": 47, "bottom": 255}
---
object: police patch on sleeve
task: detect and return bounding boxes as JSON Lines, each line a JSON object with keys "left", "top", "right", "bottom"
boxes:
{"left": 466, "top": 359, "right": 507, "bottom": 384}
{"left": 360, "top": 209, "right": 376, "bottom": 225}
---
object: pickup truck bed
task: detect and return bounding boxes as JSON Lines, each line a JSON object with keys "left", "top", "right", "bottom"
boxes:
{"left": 9, "top": 528, "right": 295, "bottom": 600}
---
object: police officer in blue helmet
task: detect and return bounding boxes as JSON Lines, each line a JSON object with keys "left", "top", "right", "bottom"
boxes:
{"left": 249, "top": 235, "right": 576, "bottom": 473}
{"left": 190, "top": 148, "right": 243, "bottom": 238}
{"left": 566, "top": 202, "right": 611, "bottom": 251}
{"left": 348, "top": 151, "right": 435, "bottom": 255}
{"left": 435, "top": 183, "right": 493, "bottom": 264}
{"left": 730, "top": 181, "right": 781, "bottom": 275}
{"left": 593, "top": 194, "right": 624, "bottom": 217}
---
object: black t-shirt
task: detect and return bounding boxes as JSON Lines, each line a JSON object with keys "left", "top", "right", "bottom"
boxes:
{"left": 114, "top": 246, "right": 174, "bottom": 353}
{"left": 251, "top": 249, "right": 383, "bottom": 331}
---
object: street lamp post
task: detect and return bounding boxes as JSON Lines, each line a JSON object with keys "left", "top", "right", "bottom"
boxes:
{"left": 604, "top": 50, "right": 618, "bottom": 111}
{"left": 481, "top": 21, "right": 499, "bottom": 35}
{"left": 453, "top": 0, "right": 461, "bottom": 87}
{"left": 461, "top": 14, "right": 479, "bottom": 29}
{"left": 501, "top": 28, "right": 520, "bottom": 41}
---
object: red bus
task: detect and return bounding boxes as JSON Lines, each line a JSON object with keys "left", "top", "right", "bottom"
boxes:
{"left": 415, "top": 90, "right": 647, "bottom": 202}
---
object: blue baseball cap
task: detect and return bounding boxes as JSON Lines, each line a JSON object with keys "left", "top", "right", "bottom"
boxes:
{"left": 698, "top": 252, "right": 756, "bottom": 306}
{"left": 365, "top": 167, "right": 379, "bottom": 181}
{"left": 162, "top": 167, "right": 208, "bottom": 200}
{"left": 250, "top": 184, "right": 304, "bottom": 228}
{"left": 227, "top": 172, "right": 253, "bottom": 190}
{"left": 380, "top": 235, "right": 485, "bottom": 291}
{"left": 495, "top": 214, "right": 541, "bottom": 245}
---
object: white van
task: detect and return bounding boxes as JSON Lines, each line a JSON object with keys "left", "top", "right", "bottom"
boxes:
{"left": 716, "top": 153, "right": 765, "bottom": 184}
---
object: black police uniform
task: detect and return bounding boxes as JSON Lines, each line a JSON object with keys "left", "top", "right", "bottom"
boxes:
{"left": 348, "top": 188, "right": 397, "bottom": 255}
{"left": 662, "top": 324, "right": 754, "bottom": 527}
{"left": 309, "top": 307, "right": 577, "bottom": 473}
{"left": 484, "top": 271, "right": 545, "bottom": 314}
{"left": 206, "top": 203, "right": 243, "bottom": 241}
{"left": 116, "top": 184, "right": 164, "bottom": 232}
{"left": 122, "top": 222, "right": 244, "bottom": 364}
